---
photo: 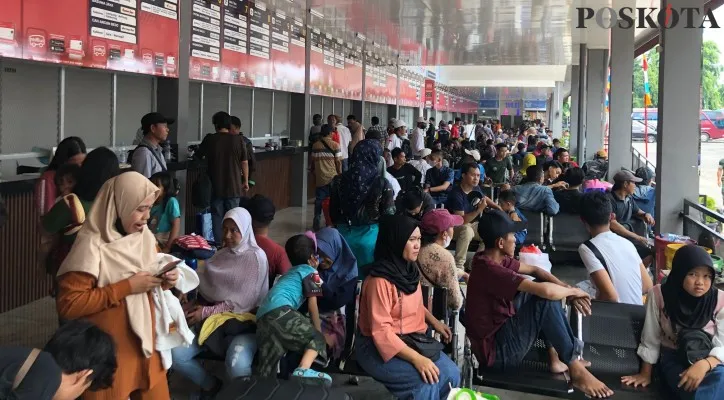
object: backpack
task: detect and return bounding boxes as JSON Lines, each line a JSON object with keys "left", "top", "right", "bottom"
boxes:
{"left": 127, "top": 144, "right": 167, "bottom": 171}
{"left": 192, "top": 173, "right": 212, "bottom": 209}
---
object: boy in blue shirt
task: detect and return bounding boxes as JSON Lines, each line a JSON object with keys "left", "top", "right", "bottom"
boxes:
{"left": 255, "top": 233, "right": 331, "bottom": 386}
{"left": 499, "top": 190, "right": 528, "bottom": 245}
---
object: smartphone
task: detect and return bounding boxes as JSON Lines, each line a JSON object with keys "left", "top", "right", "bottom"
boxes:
{"left": 155, "top": 260, "right": 182, "bottom": 278}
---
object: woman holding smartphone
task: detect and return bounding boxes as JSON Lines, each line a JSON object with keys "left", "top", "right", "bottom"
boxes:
{"left": 56, "top": 172, "right": 179, "bottom": 400}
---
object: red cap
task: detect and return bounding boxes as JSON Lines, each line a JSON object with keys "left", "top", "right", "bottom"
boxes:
{"left": 420, "top": 209, "right": 464, "bottom": 235}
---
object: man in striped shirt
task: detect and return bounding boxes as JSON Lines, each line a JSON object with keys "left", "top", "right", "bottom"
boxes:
{"left": 311, "top": 124, "right": 343, "bottom": 230}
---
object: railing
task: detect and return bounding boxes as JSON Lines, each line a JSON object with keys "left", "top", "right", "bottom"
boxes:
{"left": 631, "top": 146, "right": 656, "bottom": 173}
{"left": 682, "top": 198, "right": 724, "bottom": 258}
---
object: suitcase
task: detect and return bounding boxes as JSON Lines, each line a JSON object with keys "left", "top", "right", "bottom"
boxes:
{"left": 216, "top": 377, "right": 353, "bottom": 400}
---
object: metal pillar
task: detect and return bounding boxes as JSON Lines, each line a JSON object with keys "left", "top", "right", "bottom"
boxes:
{"left": 608, "top": 1, "right": 635, "bottom": 178}
{"left": 584, "top": 49, "right": 607, "bottom": 162}
{"left": 576, "top": 44, "right": 588, "bottom": 163}
{"left": 656, "top": 0, "right": 706, "bottom": 234}
{"left": 570, "top": 65, "right": 580, "bottom": 156}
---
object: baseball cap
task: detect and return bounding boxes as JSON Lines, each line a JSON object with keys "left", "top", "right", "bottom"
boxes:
{"left": 613, "top": 170, "right": 643, "bottom": 183}
{"left": 393, "top": 119, "right": 408, "bottom": 129}
{"left": 417, "top": 116, "right": 426, "bottom": 123}
{"left": 477, "top": 209, "right": 527, "bottom": 243}
{"left": 596, "top": 149, "right": 608, "bottom": 158}
{"left": 419, "top": 148, "right": 432, "bottom": 158}
{"left": 635, "top": 167, "right": 655, "bottom": 182}
{"left": 464, "top": 148, "right": 481, "bottom": 161}
{"left": 141, "top": 112, "right": 175, "bottom": 132}
{"left": 420, "top": 209, "right": 464, "bottom": 234}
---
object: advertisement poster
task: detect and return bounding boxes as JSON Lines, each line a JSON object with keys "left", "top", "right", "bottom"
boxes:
{"left": 0, "top": 0, "right": 179, "bottom": 76}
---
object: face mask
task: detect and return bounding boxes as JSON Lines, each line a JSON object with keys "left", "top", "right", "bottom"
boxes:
{"left": 427, "top": 160, "right": 436, "bottom": 167}
{"left": 442, "top": 233, "right": 452, "bottom": 248}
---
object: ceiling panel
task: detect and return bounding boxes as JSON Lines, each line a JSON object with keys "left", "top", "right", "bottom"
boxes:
{"left": 306, "top": 0, "right": 575, "bottom": 66}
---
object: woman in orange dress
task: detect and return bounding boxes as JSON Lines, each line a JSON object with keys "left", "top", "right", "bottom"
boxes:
{"left": 56, "top": 171, "right": 179, "bottom": 400}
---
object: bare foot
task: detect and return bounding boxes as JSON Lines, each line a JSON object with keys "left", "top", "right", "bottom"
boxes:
{"left": 547, "top": 348, "right": 568, "bottom": 373}
{"left": 569, "top": 360, "right": 614, "bottom": 398}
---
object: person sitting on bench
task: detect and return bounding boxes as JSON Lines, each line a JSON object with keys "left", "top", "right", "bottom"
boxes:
{"left": 622, "top": 245, "right": 724, "bottom": 398}
{"left": 466, "top": 209, "right": 614, "bottom": 398}
{"left": 578, "top": 191, "right": 653, "bottom": 305}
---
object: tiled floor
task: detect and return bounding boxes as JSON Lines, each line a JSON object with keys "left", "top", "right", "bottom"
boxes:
{"left": 0, "top": 205, "right": 589, "bottom": 400}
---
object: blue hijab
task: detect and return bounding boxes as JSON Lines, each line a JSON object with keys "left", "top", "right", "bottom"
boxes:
{"left": 339, "top": 139, "right": 383, "bottom": 218}
{"left": 316, "top": 227, "right": 358, "bottom": 292}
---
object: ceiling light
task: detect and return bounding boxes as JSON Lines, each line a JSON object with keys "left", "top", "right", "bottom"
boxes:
{"left": 309, "top": 9, "right": 323, "bottom": 18}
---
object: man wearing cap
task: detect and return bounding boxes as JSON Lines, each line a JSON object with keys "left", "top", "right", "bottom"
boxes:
{"left": 583, "top": 150, "right": 609, "bottom": 181}
{"left": 387, "top": 119, "right": 406, "bottom": 152}
{"left": 609, "top": 170, "right": 656, "bottom": 267}
{"left": 408, "top": 148, "right": 432, "bottom": 185}
{"left": 447, "top": 162, "right": 500, "bottom": 270}
{"left": 409, "top": 117, "right": 427, "bottom": 158}
{"left": 632, "top": 167, "right": 656, "bottom": 217}
{"left": 131, "top": 112, "right": 174, "bottom": 178}
{"left": 465, "top": 210, "right": 614, "bottom": 398}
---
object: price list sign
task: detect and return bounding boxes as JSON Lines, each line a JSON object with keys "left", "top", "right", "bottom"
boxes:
{"left": 89, "top": 0, "right": 137, "bottom": 45}
{"left": 248, "top": 1, "right": 270, "bottom": 59}
{"left": 191, "top": 0, "right": 221, "bottom": 62}
{"left": 322, "top": 34, "right": 334, "bottom": 67}
{"left": 270, "top": 10, "right": 289, "bottom": 53}
{"left": 223, "top": 0, "right": 248, "bottom": 55}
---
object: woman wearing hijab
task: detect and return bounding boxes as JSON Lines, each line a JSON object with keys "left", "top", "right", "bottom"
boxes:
{"left": 56, "top": 172, "right": 180, "bottom": 400}
{"left": 511, "top": 151, "right": 537, "bottom": 186}
{"left": 329, "top": 139, "right": 395, "bottom": 278}
{"left": 622, "top": 245, "right": 724, "bottom": 398}
{"left": 355, "top": 215, "right": 460, "bottom": 400}
{"left": 172, "top": 207, "right": 269, "bottom": 396}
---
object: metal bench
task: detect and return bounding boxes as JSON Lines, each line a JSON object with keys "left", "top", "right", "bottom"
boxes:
{"left": 520, "top": 210, "right": 547, "bottom": 249}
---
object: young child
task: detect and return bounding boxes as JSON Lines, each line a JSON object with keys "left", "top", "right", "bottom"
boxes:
{"left": 149, "top": 172, "right": 181, "bottom": 253}
{"left": 254, "top": 233, "right": 332, "bottom": 386}
{"left": 54, "top": 163, "right": 80, "bottom": 199}
{"left": 498, "top": 190, "right": 527, "bottom": 245}
{"left": 622, "top": 245, "right": 724, "bottom": 397}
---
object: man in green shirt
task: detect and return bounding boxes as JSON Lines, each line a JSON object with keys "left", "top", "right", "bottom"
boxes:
{"left": 484, "top": 143, "right": 514, "bottom": 185}
{"left": 718, "top": 158, "right": 724, "bottom": 204}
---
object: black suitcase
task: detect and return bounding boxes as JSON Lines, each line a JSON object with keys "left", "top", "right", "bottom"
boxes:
{"left": 216, "top": 377, "right": 353, "bottom": 400}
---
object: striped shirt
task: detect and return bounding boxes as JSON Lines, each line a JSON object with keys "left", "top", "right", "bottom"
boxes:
{"left": 312, "top": 137, "right": 342, "bottom": 187}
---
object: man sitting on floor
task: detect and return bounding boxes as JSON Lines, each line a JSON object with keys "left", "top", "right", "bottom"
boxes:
{"left": 578, "top": 191, "right": 653, "bottom": 305}
{"left": 465, "top": 209, "right": 614, "bottom": 398}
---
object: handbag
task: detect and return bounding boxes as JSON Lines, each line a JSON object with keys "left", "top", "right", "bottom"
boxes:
{"left": 396, "top": 289, "right": 444, "bottom": 361}
{"left": 676, "top": 327, "right": 714, "bottom": 366}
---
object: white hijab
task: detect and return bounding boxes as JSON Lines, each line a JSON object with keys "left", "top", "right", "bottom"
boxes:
{"left": 198, "top": 207, "right": 269, "bottom": 313}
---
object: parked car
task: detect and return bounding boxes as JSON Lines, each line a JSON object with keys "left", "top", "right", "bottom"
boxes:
{"left": 633, "top": 108, "right": 724, "bottom": 142}
{"left": 632, "top": 120, "right": 657, "bottom": 143}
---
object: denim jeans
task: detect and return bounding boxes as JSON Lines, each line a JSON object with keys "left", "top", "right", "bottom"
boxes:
{"left": 171, "top": 333, "right": 257, "bottom": 389}
{"left": 314, "top": 184, "right": 331, "bottom": 231}
{"left": 210, "top": 197, "right": 241, "bottom": 245}
{"left": 492, "top": 293, "right": 583, "bottom": 370}
{"left": 355, "top": 335, "right": 460, "bottom": 400}
{"left": 342, "top": 158, "right": 349, "bottom": 172}
{"left": 658, "top": 349, "right": 724, "bottom": 399}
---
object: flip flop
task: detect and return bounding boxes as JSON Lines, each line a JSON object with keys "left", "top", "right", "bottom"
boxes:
{"left": 291, "top": 367, "right": 332, "bottom": 387}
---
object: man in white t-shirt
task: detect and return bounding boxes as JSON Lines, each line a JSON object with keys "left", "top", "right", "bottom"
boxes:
{"left": 329, "top": 114, "right": 352, "bottom": 171}
{"left": 577, "top": 191, "right": 653, "bottom": 305}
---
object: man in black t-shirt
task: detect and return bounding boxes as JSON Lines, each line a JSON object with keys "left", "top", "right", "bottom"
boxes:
{"left": 387, "top": 148, "right": 422, "bottom": 192}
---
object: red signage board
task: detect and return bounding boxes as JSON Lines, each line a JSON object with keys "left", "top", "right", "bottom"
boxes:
{"left": 424, "top": 79, "right": 436, "bottom": 109}
{"left": 0, "top": 0, "right": 180, "bottom": 77}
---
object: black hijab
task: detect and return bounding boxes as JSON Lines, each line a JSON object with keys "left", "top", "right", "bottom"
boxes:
{"left": 367, "top": 215, "right": 420, "bottom": 294}
{"left": 662, "top": 245, "right": 718, "bottom": 329}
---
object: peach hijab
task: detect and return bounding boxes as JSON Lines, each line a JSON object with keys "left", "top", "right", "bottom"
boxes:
{"left": 58, "top": 172, "right": 161, "bottom": 358}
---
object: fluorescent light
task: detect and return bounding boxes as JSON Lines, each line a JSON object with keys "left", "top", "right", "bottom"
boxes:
{"left": 309, "top": 9, "right": 324, "bottom": 18}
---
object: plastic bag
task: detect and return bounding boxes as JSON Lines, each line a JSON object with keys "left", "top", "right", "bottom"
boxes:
{"left": 447, "top": 388, "right": 500, "bottom": 400}
{"left": 519, "top": 252, "right": 552, "bottom": 280}
{"left": 520, "top": 244, "right": 542, "bottom": 254}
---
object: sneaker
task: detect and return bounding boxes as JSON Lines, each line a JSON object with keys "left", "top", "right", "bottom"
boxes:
{"left": 290, "top": 367, "right": 332, "bottom": 387}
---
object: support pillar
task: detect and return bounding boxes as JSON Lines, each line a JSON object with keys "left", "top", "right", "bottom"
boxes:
{"left": 608, "top": 0, "right": 635, "bottom": 178}
{"left": 550, "top": 81, "right": 563, "bottom": 138}
{"left": 584, "top": 48, "right": 608, "bottom": 162}
{"left": 576, "top": 44, "right": 588, "bottom": 163}
{"left": 656, "top": 0, "right": 706, "bottom": 234}
{"left": 570, "top": 65, "right": 580, "bottom": 156}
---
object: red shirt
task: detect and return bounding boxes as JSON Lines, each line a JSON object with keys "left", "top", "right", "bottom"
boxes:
{"left": 255, "top": 235, "right": 292, "bottom": 287}
{"left": 451, "top": 124, "right": 461, "bottom": 139}
{"left": 465, "top": 253, "right": 524, "bottom": 367}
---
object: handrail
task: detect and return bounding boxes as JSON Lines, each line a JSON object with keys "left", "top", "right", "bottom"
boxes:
{"left": 631, "top": 146, "right": 656, "bottom": 173}
{"left": 682, "top": 199, "right": 724, "bottom": 243}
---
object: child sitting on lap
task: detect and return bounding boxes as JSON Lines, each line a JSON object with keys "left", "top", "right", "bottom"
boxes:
{"left": 254, "top": 233, "right": 332, "bottom": 386}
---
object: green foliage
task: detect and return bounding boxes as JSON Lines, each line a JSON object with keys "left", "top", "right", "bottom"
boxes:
{"left": 633, "top": 41, "right": 724, "bottom": 110}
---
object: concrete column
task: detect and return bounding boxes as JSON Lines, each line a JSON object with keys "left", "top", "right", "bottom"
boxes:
{"left": 545, "top": 96, "right": 552, "bottom": 126}
{"left": 656, "top": 0, "right": 706, "bottom": 234}
{"left": 584, "top": 49, "right": 608, "bottom": 162}
{"left": 576, "top": 44, "right": 588, "bottom": 163}
{"left": 608, "top": 0, "right": 635, "bottom": 178}
{"left": 570, "top": 65, "right": 580, "bottom": 156}
{"left": 550, "top": 81, "right": 563, "bottom": 138}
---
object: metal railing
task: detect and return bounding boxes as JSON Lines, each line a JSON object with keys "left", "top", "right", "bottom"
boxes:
{"left": 631, "top": 146, "right": 656, "bottom": 173}
{"left": 682, "top": 198, "right": 724, "bottom": 257}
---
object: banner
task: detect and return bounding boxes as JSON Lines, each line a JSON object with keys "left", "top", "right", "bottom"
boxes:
{"left": 0, "top": 0, "right": 179, "bottom": 77}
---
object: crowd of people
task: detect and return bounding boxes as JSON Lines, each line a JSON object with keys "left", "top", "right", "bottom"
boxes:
{"left": 1, "top": 112, "right": 722, "bottom": 400}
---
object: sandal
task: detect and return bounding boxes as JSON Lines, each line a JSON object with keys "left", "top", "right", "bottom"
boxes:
{"left": 291, "top": 367, "right": 332, "bottom": 387}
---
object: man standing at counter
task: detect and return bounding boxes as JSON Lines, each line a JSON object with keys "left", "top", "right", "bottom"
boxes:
{"left": 198, "top": 112, "right": 249, "bottom": 245}
{"left": 131, "top": 112, "right": 172, "bottom": 178}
